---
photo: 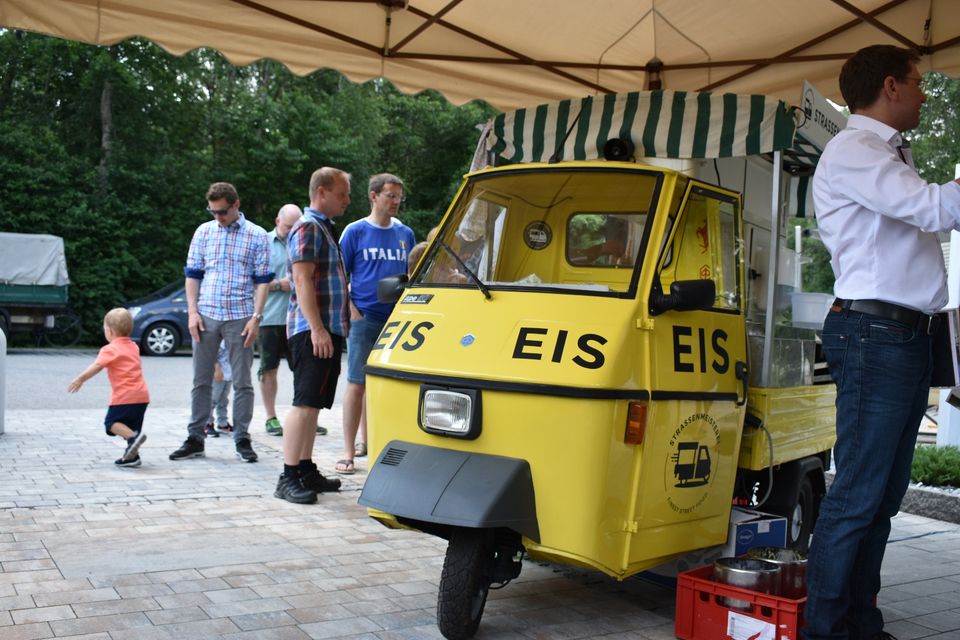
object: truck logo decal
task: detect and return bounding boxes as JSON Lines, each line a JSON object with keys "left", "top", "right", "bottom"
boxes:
{"left": 672, "top": 441, "right": 711, "bottom": 488}
{"left": 512, "top": 326, "right": 607, "bottom": 369}
{"left": 523, "top": 221, "right": 552, "bottom": 250}
{"left": 460, "top": 334, "right": 476, "bottom": 347}
{"left": 401, "top": 293, "right": 434, "bottom": 304}
{"left": 664, "top": 412, "right": 721, "bottom": 514}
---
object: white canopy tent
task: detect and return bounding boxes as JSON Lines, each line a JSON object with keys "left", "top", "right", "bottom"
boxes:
{"left": 1, "top": 0, "right": 959, "bottom": 110}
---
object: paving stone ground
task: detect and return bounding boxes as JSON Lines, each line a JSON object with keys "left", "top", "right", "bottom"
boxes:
{"left": 2, "top": 351, "right": 960, "bottom": 639}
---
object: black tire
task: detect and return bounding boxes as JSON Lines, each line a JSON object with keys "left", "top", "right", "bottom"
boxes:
{"left": 42, "top": 310, "right": 83, "bottom": 347}
{"left": 142, "top": 321, "right": 181, "bottom": 356}
{"left": 0, "top": 311, "right": 9, "bottom": 340}
{"left": 437, "top": 528, "right": 493, "bottom": 640}
{"left": 783, "top": 474, "right": 816, "bottom": 553}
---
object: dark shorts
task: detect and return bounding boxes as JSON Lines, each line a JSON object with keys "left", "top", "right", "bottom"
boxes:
{"left": 258, "top": 325, "right": 292, "bottom": 379}
{"left": 289, "top": 330, "right": 343, "bottom": 409}
{"left": 103, "top": 403, "right": 148, "bottom": 436}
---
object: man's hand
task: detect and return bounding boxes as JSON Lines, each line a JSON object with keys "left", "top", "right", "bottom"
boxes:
{"left": 188, "top": 310, "right": 205, "bottom": 342}
{"left": 66, "top": 378, "right": 83, "bottom": 393}
{"left": 280, "top": 277, "right": 292, "bottom": 292}
{"left": 242, "top": 316, "right": 260, "bottom": 348}
{"left": 310, "top": 325, "right": 334, "bottom": 358}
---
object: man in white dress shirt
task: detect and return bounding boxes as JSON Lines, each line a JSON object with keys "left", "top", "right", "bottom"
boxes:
{"left": 804, "top": 45, "right": 960, "bottom": 640}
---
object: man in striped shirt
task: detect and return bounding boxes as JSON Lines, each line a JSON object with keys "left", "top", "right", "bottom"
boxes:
{"left": 274, "top": 167, "right": 351, "bottom": 504}
{"left": 170, "top": 181, "right": 272, "bottom": 464}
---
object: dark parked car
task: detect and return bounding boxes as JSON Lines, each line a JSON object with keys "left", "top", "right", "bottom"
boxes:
{"left": 125, "top": 281, "right": 190, "bottom": 356}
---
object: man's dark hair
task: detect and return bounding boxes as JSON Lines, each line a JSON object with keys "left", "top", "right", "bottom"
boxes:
{"left": 840, "top": 45, "right": 920, "bottom": 112}
{"left": 205, "top": 182, "right": 239, "bottom": 204}
{"left": 368, "top": 173, "right": 404, "bottom": 194}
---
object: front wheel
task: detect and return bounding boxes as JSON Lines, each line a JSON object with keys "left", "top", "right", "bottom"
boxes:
{"left": 438, "top": 528, "right": 493, "bottom": 640}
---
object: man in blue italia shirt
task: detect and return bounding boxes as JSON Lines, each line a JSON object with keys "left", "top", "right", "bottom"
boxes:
{"left": 337, "top": 173, "right": 415, "bottom": 474}
{"left": 170, "top": 182, "right": 272, "bottom": 464}
{"left": 804, "top": 45, "right": 960, "bottom": 640}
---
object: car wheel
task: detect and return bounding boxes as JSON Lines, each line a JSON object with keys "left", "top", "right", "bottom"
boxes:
{"left": 143, "top": 322, "right": 180, "bottom": 356}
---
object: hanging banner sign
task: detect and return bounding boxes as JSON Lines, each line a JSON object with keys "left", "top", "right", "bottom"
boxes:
{"left": 798, "top": 81, "right": 847, "bottom": 150}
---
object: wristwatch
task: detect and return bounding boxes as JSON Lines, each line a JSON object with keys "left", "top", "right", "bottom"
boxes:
{"left": 253, "top": 313, "right": 263, "bottom": 322}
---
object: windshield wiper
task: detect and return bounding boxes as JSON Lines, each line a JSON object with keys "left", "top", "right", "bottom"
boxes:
{"left": 437, "top": 240, "right": 491, "bottom": 300}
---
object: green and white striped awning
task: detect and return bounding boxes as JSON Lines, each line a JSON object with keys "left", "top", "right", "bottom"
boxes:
{"left": 488, "top": 90, "right": 798, "bottom": 163}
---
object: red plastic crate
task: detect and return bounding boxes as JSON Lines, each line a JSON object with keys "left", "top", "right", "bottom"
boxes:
{"left": 675, "top": 564, "right": 806, "bottom": 640}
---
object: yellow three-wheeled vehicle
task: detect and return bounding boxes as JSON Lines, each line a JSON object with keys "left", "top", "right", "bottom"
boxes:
{"left": 359, "top": 90, "right": 836, "bottom": 639}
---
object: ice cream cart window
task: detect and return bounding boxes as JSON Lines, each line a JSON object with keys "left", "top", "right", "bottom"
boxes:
{"left": 566, "top": 213, "right": 646, "bottom": 267}
{"left": 657, "top": 187, "right": 742, "bottom": 312}
{"left": 412, "top": 168, "right": 660, "bottom": 295}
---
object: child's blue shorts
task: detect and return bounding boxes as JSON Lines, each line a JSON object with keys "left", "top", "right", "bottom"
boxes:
{"left": 103, "top": 403, "right": 148, "bottom": 436}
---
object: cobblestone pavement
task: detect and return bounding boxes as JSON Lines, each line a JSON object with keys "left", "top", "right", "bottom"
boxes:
{"left": 2, "top": 352, "right": 960, "bottom": 639}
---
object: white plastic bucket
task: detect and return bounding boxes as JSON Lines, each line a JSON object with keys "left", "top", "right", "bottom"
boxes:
{"left": 791, "top": 291, "right": 834, "bottom": 328}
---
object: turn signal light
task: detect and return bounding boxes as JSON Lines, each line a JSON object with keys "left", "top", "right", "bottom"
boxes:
{"left": 624, "top": 401, "right": 648, "bottom": 444}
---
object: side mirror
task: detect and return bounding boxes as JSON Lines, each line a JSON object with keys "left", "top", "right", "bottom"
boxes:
{"left": 377, "top": 273, "right": 409, "bottom": 304}
{"left": 649, "top": 279, "right": 716, "bottom": 316}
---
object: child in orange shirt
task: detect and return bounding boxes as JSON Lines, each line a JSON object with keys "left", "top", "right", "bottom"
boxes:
{"left": 68, "top": 308, "right": 150, "bottom": 467}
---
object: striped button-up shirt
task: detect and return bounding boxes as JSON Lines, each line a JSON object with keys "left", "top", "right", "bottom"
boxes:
{"left": 184, "top": 213, "right": 273, "bottom": 321}
{"left": 286, "top": 208, "right": 350, "bottom": 338}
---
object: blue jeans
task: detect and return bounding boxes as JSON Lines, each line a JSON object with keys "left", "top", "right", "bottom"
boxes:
{"left": 802, "top": 309, "right": 931, "bottom": 639}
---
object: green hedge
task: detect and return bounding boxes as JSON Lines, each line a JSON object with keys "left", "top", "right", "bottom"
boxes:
{"left": 912, "top": 445, "right": 960, "bottom": 487}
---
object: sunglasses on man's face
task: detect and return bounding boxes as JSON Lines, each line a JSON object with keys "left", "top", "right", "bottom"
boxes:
{"left": 207, "top": 207, "right": 231, "bottom": 216}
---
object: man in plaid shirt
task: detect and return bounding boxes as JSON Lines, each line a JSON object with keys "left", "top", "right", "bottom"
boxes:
{"left": 170, "top": 182, "right": 273, "bottom": 464}
{"left": 274, "top": 167, "right": 351, "bottom": 504}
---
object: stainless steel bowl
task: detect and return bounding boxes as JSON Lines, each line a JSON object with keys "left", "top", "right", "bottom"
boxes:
{"left": 713, "top": 557, "right": 781, "bottom": 611}
{"left": 746, "top": 547, "right": 807, "bottom": 599}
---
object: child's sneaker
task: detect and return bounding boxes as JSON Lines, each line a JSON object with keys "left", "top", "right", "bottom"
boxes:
{"left": 204, "top": 422, "right": 220, "bottom": 438}
{"left": 115, "top": 455, "right": 141, "bottom": 468}
{"left": 122, "top": 433, "right": 147, "bottom": 462}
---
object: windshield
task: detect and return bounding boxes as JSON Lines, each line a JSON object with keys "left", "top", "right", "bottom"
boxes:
{"left": 412, "top": 168, "right": 660, "bottom": 295}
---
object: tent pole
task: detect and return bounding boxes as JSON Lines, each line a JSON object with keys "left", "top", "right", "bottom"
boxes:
{"left": 761, "top": 151, "right": 783, "bottom": 387}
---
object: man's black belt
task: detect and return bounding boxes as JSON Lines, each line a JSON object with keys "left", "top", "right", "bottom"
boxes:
{"left": 832, "top": 298, "right": 940, "bottom": 335}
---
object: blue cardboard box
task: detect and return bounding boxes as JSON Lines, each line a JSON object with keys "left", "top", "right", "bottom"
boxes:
{"left": 728, "top": 507, "right": 787, "bottom": 555}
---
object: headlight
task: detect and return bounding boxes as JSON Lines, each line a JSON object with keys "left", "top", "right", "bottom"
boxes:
{"left": 128, "top": 306, "right": 141, "bottom": 319}
{"left": 418, "top": 386, "right": 482, "bottom": 439}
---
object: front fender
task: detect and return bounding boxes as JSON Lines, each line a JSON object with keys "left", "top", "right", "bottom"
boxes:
{"left": 358, "top": 440, "right": 540, "bottom": 543}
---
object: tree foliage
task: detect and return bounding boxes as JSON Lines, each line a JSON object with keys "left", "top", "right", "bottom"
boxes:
{"left": 0, "top": 31, "right": 495, "bottom": 340}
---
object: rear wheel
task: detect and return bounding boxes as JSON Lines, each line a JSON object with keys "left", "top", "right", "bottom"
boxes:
{"left": 778, "top": 474, "right": 816, "bottom": 553}
{"left": 143, "top": 322, "right": 180, "bottom": 356}
{"left": 438, "top": 528, "right": 493, "bottom": 640}
{"left": 42, "top": 310, "right": 82, "bottom": 347}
